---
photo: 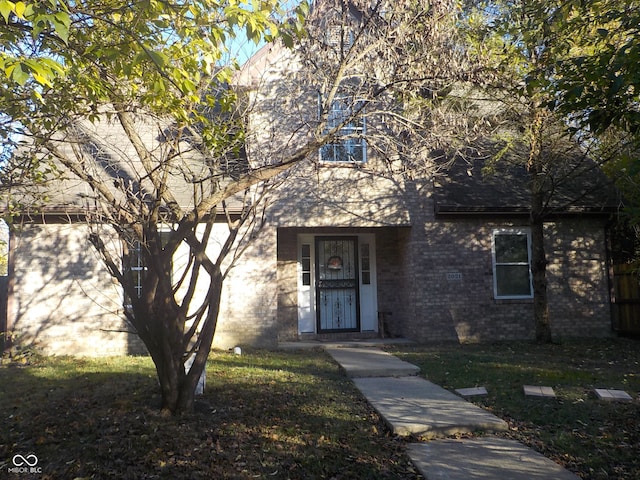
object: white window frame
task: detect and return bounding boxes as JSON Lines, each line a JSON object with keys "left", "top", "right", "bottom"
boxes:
{"left": 124, "top": 226, "right": 173, "bottom": 308}
{"left": 491, "top": 228, "right": 533, "bottom": 299}
{"left": 319, "top": 95, "right": 367, "bottom": 164}
{"left": 326, "top": 25, "right": 354, "bottom": 49}
{"left": 123, "top": 239, "right": 146, "bottom": 310}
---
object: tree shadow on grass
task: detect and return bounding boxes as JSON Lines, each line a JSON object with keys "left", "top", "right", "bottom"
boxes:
{"left": 0, "top": 354, "right": 417, "bottom": 480}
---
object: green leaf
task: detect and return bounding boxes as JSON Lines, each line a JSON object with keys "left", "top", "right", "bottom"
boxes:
{"left": 0, "top": 0, "right": 15, "bottom": 23}
{"left": 146, "top": 50, "right": 168, "bottom": 68}
{"left": 52, "top": 11, "right": 71, "bottom": 44}
{"left": 11, "top": 62, "right": 29, "bottom": 85}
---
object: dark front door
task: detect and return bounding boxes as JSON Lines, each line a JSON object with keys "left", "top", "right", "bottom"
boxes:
{"left": 315, "top": 237, "right": 360, "bottom": 332}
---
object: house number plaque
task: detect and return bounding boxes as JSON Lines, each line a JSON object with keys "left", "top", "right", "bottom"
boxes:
{"left": 446, "top": 272, "right": 462, "bottom": 281}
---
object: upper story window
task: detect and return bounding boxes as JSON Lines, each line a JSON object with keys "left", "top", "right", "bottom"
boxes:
{"left": 320, "top": 96, "right": 367, "bottom": 164}
{"left": 325, "top": 25, "right": 354, "bottom": 50}
{"left": 492, "top": 229, "right": 533, "bottom": 299}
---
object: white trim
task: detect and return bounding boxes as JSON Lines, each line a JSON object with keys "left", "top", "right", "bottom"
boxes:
{"left": 491, "top": 228, "right": 533, "bottom": 300}
{"left": 318, "top": 96, "right": 367, "bottom": 164}
{"left": 296, "top": 233, "right": 378, "bottom": 334}
{"left": 358, "top": 234, "right": 378, "bottom": 331}
{"left": 297, "top": 234, "right": 316, "bottom": 333}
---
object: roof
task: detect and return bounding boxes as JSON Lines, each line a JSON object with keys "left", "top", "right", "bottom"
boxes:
{"left": 433, "top": 150, "right": 620, "bottom": 216}
{"left": 5, "top": 113, "right": 247, "bottom": 220}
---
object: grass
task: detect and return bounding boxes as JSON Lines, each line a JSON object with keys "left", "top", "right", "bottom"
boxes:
{"left": 2, "top": 339, "right": 638, "bottom": 479}
{"left": 0, "top": 349, "right": 417, "bottom": 479}
{"left": 387, "top": 338, "right": 640, "bottom": 480}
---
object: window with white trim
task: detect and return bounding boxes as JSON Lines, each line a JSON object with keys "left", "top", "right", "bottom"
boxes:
{"left": 124, "top": 228, "right": 172, "bottom": 307}
{"left": 492, "top": 229, "right": 533, "bottom": 299}
{"left": 123, "top": 239, "right": 146, "bottom": 310}
{"left": 325, "top": 25, "right": 354, "bottom": 50}
{"left": 320, "top": 96, "right": 366, "bottom": 164}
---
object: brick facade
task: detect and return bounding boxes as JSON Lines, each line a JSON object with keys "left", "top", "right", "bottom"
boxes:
{"left": 8, "top": 219, "right": 281, "bottom": 355}
{"left": 9, "top": 222, "right": 147, "bottom": 356}
{"left": 5, "top": 39, "right": 615, "bottom": 356}
{"left": 270, "top": 170, "right": 612, "bottom": 344}
{"left": 7, "top": 177, "right": 613, "bottom": 356}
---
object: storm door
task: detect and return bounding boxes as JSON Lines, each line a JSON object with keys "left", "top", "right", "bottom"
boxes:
{"left": 315, "top": 237, "right": 360, "bottom": 332}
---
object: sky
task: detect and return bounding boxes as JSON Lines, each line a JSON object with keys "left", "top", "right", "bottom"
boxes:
{"left": 225, "top": 0, "right": 304, "bottom": 65}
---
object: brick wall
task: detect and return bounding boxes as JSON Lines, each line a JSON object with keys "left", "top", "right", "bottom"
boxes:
{"left": 9, "top": 223, "right": 145, "bottom": 356}
{"left": 211, "top": 222, "right": 279, "bottom": 350}
{"left": 9, "top": 210, "right": 613, "bottom": 355}
{"left": 373, "top": 227, "right": 411, "bottom": 337}
{"left": 9, "top": 220, "right": 280, "bottom": 356}
{"left": 398, "top": 216, "right": 612, "bottom": 343}
{"left": 276, "top": 228, "right": 298, "bottom": 342}
{"left": 545, "top": 219, "right": 612, "bottom": 338}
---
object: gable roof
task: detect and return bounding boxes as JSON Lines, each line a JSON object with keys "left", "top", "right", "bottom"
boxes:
{"left": 433, "top": 151, "right": 620, "bottom": 216}
{"left": 6, "top": 113, "right": 247, "bottom": 220}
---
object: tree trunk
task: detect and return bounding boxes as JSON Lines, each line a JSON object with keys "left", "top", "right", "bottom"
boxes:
{"left": 145, "top": 272, "right": 224, "bottom": 415}
{"left": 155, "top": 351, "right": 184, "bottom": 414}
{"left": 528, "top": 107, "right": 553, "bottom": 344}
{"left": 530, "top": 197, "right": 552, "bottom": 343}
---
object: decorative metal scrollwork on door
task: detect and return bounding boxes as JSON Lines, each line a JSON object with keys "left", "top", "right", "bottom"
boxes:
{"left": 316, "top": 237, "right": 360, "bottom": 332}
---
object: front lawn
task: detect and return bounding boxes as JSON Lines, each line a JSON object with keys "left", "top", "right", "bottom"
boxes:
{"left": 0, "top": 349, "right": 417, "bottom": 479}
{"left": 388, "top": 338, "right": 640, "bottom": 480}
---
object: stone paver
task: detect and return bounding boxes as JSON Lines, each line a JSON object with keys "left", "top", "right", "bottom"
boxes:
{"left": 325, "top": 346, "right": 420, "bottom": 377}
{"left": 353, "top": 376, "right": 508, "bottom": 438}
{"left": 407, "top": 437, "right": 581, "bottom": 480}
{"left": 524, "top": 385, "right": 556, "bottom": 398}
{"left": 594, "top": 388, "right": 633, "bottom": 402}
{"left": 455, "top": 386, "right": 488, "bottom": 397}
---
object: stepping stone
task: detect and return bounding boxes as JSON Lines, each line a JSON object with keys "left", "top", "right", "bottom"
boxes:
{"left": 408, "top": 437, "right": 581, "bottom": 480}
{"left": 524, "top": 385, "right": 556, "bottom": 398}
{"left": 455, "top": 387, "right": 488, "bottom": 397}
{"left": 353, "top": 376, "right": 508, "bottom": 438}
{"left": 594, "top": 388, "right": 633, "bottom": 402}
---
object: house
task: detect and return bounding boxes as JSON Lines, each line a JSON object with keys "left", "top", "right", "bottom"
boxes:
{"left": 2, "top": 1, "right": 619, "bottom": 356}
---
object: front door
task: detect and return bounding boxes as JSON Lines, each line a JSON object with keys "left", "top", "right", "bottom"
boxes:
{"left": 315, "top": 237, "right": 360, "bottom": 332}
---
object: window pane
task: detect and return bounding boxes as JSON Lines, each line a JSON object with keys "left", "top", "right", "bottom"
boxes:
{"left": 302, "top": 258, "right": 310, "bottom": 271}
{"left": 301, "top": 243, "right": 311, "bottom": 286}
{"left": 361, "top": 243, "right": 371, "bottom": 285}
{"left": 495, "top": 234, "right": 528, "bottom": 263}
{"left": 320, "top": 96, "right": 365, "bottom": 163}
{"left": 496, "top": 265, "right": 531, "bottom": 296}
{"left": 361, "top": 257, "right": 370, "bottom": 271}
{"left": 321, "top": 144, "right": 336, "bottom": 162}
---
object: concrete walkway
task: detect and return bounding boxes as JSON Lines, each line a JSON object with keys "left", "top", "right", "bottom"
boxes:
{"left": 324, "top": 346, "right": 580, "bottom": 480}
